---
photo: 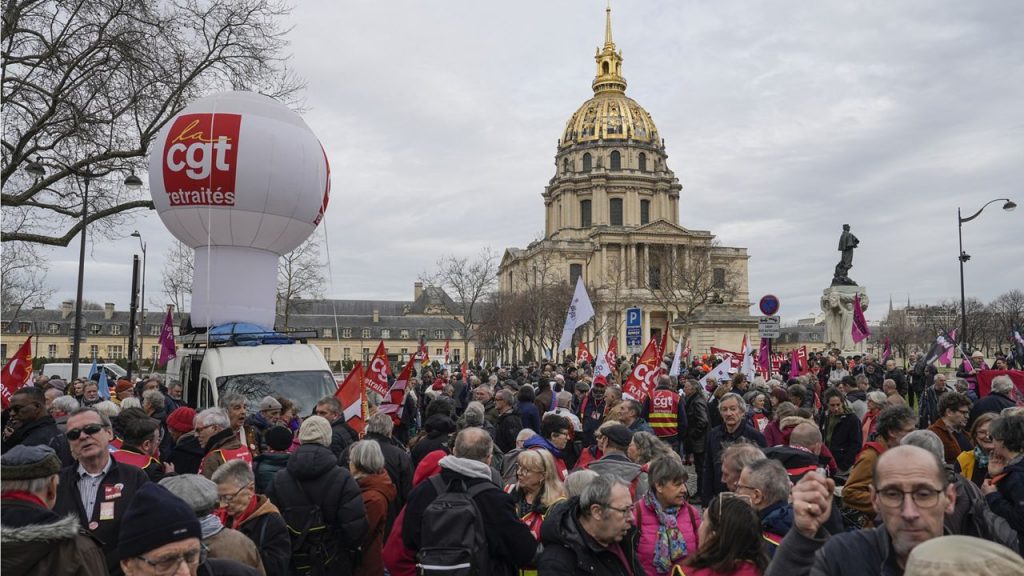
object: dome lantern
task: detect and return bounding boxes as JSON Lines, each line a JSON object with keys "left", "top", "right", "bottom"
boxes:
{"left": 592, "top": 4, "right": 626, "bottom": 95}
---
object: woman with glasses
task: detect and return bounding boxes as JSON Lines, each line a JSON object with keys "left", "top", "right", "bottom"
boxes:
{"left": 981, "top": 413, "right": 1024, "bottom": 550}
{"left": 633, "top": 456, "right": 701, "bottom": 575}
{"left": 957, "top": 412, "right": 998, "bottom": 486}
{"left": 505, "top": 449, "right": 565, "bottom": 576}
{"left": 684, "top": 494, "right": 767, "bottom": 576}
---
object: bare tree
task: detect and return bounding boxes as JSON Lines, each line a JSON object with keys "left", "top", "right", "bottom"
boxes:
{"left": 2, "top": 0, "right": 303, "bottom": 246}
{"left": 0, "top": 242, "right": 54, "bottom": 320}
{"left": 991, "top": 289, "right": 1024, "bottom": 349}
{"left": 421, "top": 248, "right": 498, "bottom": 361}
{"left": 161, "top": 241, "right": 194, "bottom": 315}
{"left": 277, "top": 236, "right": 325, "bottom": 329}
{"left": 644, "top": 242, "right": 737, "bottom": 340}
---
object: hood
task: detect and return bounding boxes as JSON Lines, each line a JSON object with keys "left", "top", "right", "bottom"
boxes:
{"left": 1, "top": 507, "right": 83, "bottom": 573}
{"left": 175, "top": 432, "right": 206, "bottom": 456}
{"left": 847, "top": 390, "right": 867, "bottom": 402}
{"left": 523, "top": 435, "right": 562, "bottom": 458}
{"left": 204, "top": 427, "right": 239, "bottom": 453}
{"left": 587, "top": 454, "right": 641, "bottom": 481}
{"left": 358, "top": 471, "right": 397, "bottom": 502}
{"left": 760, "top": 501, "right": 794, "bottom": 536}
{"left": 247, "top": 494, "right": 281, "bottom": 521}
{"left": 245, "top": 413, "right": 271, "bottom": 430}
{"left": 286, "top": 443, "right": 339, "bottom": 480}
{"left": 424, "top": 413, "right": 456, "bottom": 437}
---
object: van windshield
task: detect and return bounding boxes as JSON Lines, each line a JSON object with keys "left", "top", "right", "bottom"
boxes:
{"left": 217, "top": 371, "right": 336, "bottom": 416}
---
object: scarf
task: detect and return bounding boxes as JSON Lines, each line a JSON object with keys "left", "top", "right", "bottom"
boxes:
{"left": 644, "top": 491, "right": 687, "bottom": 573}
{"left": 974, "top": 446, "right": 989, "bottom": 471}
{"left": 1, "top": 491, "right": 46, "bottom": 508}
{"left": 438, "top": 455, "right": 494, "bottom": 481}
{"left": 230, "top": 494, "right": 260, "bottom": 529}
{"left": 199, "top": 514, "right": 224, "bottom": 539}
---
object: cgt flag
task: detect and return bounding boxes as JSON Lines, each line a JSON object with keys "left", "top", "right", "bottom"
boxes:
{"left": 158, "top": 308, "right": 177, "bottom": 367}
{"left": 335, "top": 362, "right": 366, "bottom": 435}
{"left": 0, "top": 336, "right": 33, "bottom": 410}
{"left": 379, "top": 356, "right": 415, "bottom": 424}
{"left": 557, "top": 277, "right": 595, "bottom": 353}
{"left": 623, "top": 338, "right": 661, "bottom": 402}
{"left": 364, "top": 341, "right": 391, "bottom": 397}
{"left": 851, "top": 293, "right": 870, "bottom": 344}
{"left": 576, "top": 341, "right": 593, "bottom": 365}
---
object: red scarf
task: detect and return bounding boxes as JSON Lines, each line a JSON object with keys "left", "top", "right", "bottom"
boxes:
{"left": 1, "top": 491, "right": 47, "bottom": 508}
{"left": 231, "top": 495, "right": 260, "bottom": 529}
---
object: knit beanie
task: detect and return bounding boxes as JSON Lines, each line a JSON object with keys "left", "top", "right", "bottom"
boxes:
{"left": 265, "top": 425, "right": 294, "bottom": 451}
{"left": 298, "top": 415, "right": 332, "bottom": 447}
{"left": 166, "top": 407, "right": 197, "bottom": 434}
{"left": 118, "top": 483, "right": 201, "bottom": 559}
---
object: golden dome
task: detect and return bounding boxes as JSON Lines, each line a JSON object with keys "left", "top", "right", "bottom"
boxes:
{"left": 560, "top": 5, "right": 660, "bottom": 149}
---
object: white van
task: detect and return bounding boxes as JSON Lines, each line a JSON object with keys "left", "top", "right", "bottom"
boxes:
{"left": 173, "top": 331, "right": 336, "bottom": 415}
{"left": 41, "top": 362, "right": 127, "bottom": 382}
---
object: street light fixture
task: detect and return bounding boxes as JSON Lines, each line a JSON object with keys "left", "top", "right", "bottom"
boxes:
{"left": 131, "top": 230, "right": 147, "bottom": 373}
{"left": 957, "top": 198, "right": 1016, "bottom": 350}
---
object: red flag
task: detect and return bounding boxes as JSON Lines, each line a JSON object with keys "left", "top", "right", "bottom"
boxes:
{"left": 576, "top": 341, "right": 593, "bottom": 365}
{"left": 655, "top": 322, "right": 669, "bottom": 363}
{"left": 461, "top": 360, "right": 468, "bottom": 385}
{"left": 1, "top": 336, "right": 33, "bottom": 410}
{"left": 363, "top": 341, "right": 391, "bottom": 396}
{"left": 157, "top": 308, "right": 176, "bottom": 367}
{"left": 623, "top": 339, "right": 661, "bottom": 402}
{"left": 682, "top": 339, "right": 691, "bottom": 362}
{"left": 444, "top": 340, "right": 450, "bottom": 364}
{"left": 379, "top": 356, "right": 415, "bottom": 423}
{"left": 606, "top": 336, "right": 618, "bottom": 371}
{"left": 335, "top": 362, "right": 366, "bottom": 435}
{"left": 416, "top": 335, "right": 430, "bottom": 366}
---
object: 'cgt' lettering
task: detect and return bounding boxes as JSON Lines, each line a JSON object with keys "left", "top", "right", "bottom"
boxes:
{"left": 162, "top": 113, "right": 241, "bottom": 206}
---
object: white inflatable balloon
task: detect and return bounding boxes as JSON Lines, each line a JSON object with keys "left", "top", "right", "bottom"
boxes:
{"left": 149, "top": 91, "right": 330, "bottom": 328}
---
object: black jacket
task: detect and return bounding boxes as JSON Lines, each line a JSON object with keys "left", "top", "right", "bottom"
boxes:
{"left": 267, "top": 443, "right": 368, "bottom": 575}
{"left": 0, "top": 498, "right": 108, "bottom": 576}
{"left": 410, "top": 414, "right": 456, "bottom": 465}
{"left": 765, "top": 525, "right": 903, "bottom": 576}
{"left": 168, "top": 431, "right": 205, "bottom": 475}
{"left": 1, "top": 415, "right": 73, "bottom": 467}
{"left": 495, "top": 410, "right": 524, "bottom": 454}
{"left": 985, "top": 455, "right": 1024, "bottom": 554}
{"left": 701, "top": 422, "right": 767, "bottom": 499}
{"left": 338, "top": 431, "right": 413, "bottom": 515}
{"left": 402, "top": 467, "right": 537, "bottom": 576}
{"left": 53, "top": 457, "right": 150, "bottom": 574}
{"left": 537, "top": 497, "right": 640, "bottom": 576}
{"left": 683, "top": 392, "right": 710, "bottom": 454}
{"left": 969, "top": 391, "right": 1016, "bottom": 427}
{"left": 235, "top": 495, "right": 291, "bottom": 576}
{"left": 819, "top": 411, "right": 863, "bottom": 471}
{"left": 329, "top": 417, "right": 360, "bottom": 459}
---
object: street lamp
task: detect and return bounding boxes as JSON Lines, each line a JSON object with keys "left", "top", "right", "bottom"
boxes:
{"left": 958, "top": 198, "right": 1016, "bottom": 350}
{"left": 131, "top": 230, "right": 147, "bottom": 374}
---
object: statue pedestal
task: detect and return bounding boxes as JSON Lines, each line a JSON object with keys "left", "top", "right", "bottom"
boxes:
{"left": 821, "top": 285, "right": 869, "bottom": 354}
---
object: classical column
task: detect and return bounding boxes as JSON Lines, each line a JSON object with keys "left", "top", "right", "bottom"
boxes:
{"left": 643, "top": 309, "right": 651, "bottom": 345}
{"left": 630, "top": 244, "right": 638, "bottom": 287}
{"left": 643, "top": 244, "right": 650, "bottom": 287}
{"left": 601, "top": 245, "right": 608, "bottom": 283}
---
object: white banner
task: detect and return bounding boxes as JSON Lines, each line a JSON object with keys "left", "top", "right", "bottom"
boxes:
{"left": 557, "top": 277, "right": 595, "bottom": 353}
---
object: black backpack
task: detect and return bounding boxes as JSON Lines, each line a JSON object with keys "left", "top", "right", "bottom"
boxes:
{"left": 278, "top": 477, "right": 341, "bottom": 576}
{"left": 416, "top": 475, "right": 493, "bottom": 576}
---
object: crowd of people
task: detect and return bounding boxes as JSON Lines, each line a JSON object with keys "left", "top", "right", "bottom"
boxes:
{"left": 2, "top": 350, "right": 1023, "bottom": 575}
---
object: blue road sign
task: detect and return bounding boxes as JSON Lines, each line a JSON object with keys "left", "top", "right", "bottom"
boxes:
{"left": 626, "top": 307, "right": 642, "bottom": 350}
{"left": 759, "top": 294, "right": 781, "bottom": 316}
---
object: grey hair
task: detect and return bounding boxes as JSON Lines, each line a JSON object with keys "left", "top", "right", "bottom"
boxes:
{"left": 219, "top": 392, "right": 246, "bottom": 411}
{"left": 145, "top": 374, "right": 165, "bottom": 385}
{"left": 68, "top": 406, "right": 112, "bottom": 428}
{"left": 195, "top": 407, "right": 230, "bottom": 430}
{"left": 495, "top": 389, "right": 515, "bottom": 405}
{"left": 317, "top": 396, "right": 342, "bottom": 415}
{"left": 630, "top": 431, "right": 677, "bottom": 465}
{"left": 119, "top": 397, "right": 142, "bottom": 410}
{"left": 349, "top": 440, "right": 386, "bottom": 476}
{"left": 52, "top": 395, "right": 79, "bottom": 413}
{"left": 142, "top": 389, "right": 165, "bottom": 410}
{"left": 722, "top": 443, "right": 765, "bottom": 478}
{"left": 647, "top": 454, "right": 688, "bottom": 491}
{"left": 744, "top": 458, "right": 791, "bottom": 505}
{"left": 516, "top": 428, "right": 537, "bottom": 444}
{"left": 579, "top": 473, "right": 630, "bottom": 518}
{"left": 366, "top": 412, "right": 394, "bottom": 437}
{"left": 211, "top": 458, "right": 254, "bottom": 487}
{"left": 1, "top": 476, "right": 53, "bottom": 494}
{"left": 92, "top": 400, "right": 120, "bottom": 419}
{"left": 855, "top": 374, "right": 869, "bottom": 386}
{"left": 463, "top": 401, "right": 485, "bottom": 427}
{"left": 564, "top": 469, "right": 599, "bottom": 499}
{"left": 556, "top": 391, "right": 572, "bottom": 408}
{"left": 901, "top": 430, "right": 946, "bottom": 464}
{"left": 866, "top": 390, "right": 887, "bottom": 407}
{"left": 452, "top": 427, "right": 493, "bottom": 462}
{"left": 718, "top": 392, "right": 747, "bottom": 413}
{"left": 991, "top": 375, "right": 1015, "bottom": 395}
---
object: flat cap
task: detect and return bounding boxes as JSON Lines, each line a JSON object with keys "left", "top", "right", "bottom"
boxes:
{"left": 1, "top": 445, "right": 61, "bottom": 480}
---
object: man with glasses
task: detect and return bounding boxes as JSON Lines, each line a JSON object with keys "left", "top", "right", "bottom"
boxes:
{"left": 194, "top": 408, "right": 251, "bottom": 479}
{"left": 927, "top": 392, "right": 974, "bottom": 465}
{"left": 2, "top": 386, "right": 73, "bottom": 466}
{"left": 735, "top": 458, "right": 793, "bottom": 555}
{"left": 767, "top": 445, "right": 956, "bottom": 576}
{"left": 538, "top": 472, "right": 641, "bottom": 574}
{"left": 118, "top": 483, "right": 259, "bottom": 575}
{"left": 54, "top": 406, "right": 150, "bottom": 575}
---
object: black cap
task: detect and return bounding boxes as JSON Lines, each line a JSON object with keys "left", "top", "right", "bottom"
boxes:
{"left": 602, "top": 424, "right": 634, "bottom": 449}
{"left": 118, "top": 484, "right": 201, "bottom": 559}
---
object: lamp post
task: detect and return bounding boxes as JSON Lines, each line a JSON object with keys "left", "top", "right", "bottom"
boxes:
{"left": 958, "top": 198, "right": 1016, "bottom": 350}
{"left": 130, "top": 229, "right": 147, "bottom": 375}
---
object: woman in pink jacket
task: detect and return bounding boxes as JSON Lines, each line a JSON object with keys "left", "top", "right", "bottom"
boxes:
{"left": 633, "top": 456, "right": 702, "bottom": 575}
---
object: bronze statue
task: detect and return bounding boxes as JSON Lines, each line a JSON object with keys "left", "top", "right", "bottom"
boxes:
{"left": 832, "top": 224, "right": 859, "bottom": 286}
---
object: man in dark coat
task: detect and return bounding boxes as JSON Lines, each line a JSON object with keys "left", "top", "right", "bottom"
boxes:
{"left": 315, "top": 396, "right": 360, "bottom": 458}
{"left": 267, "top": 416, "right": 368, "bottom": 575}
{"left": 494, "top": 389, "right": 524, "bottom": 453}
{"left": 701, "top": 393, "right": 767, "bottom": 501}
{"left": 53, "top": 406, "right": 150, "bottom": 574}
{"left": 403, "top": 427, "right": 536, "bottom": 576}
{"left": 969, "top": 375, "right": 1017, "bottom": 426}
{"left": 538, "top": 473, "right": 641, "bottom": 575}
{"left": 0, "top": 444, "right": 108, "bottom": 575}
{"left": 2, "top": 386, "right": 73, "bottom": 466}
{"left": 682, "top": 378, "right": 709, "bottom": 499}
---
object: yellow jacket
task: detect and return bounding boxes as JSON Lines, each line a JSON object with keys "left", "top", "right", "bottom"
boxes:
{"left": 843, "top": 441, "right": 887, "bottom": 518}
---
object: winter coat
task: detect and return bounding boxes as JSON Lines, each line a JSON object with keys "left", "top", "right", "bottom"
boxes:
{"left": 985, "top": 454, "right": 1024, "bottom": 553}
{"left": 587, "top": 453, "right": 649, "bottom": 499}
{"left": 253, "top": 451, "right": 290, "bottom": 494}
{"left": 927, "top": 419, "right": 973, "bottom": 466}
{"left": 969, "top": 391, "right": 1016, "bottom": 427}
{"left": 496, "top": 410, "right": 524, "bottom": 453}
{"left": 762, "top": 420, "right": 787, "bottom": 448}
{"left": 0, "top": 415, "right": 73, "bottom": 467}
{"left": 198, "top": 558, "right": 263, "bottom": 576}
{"left": 410, "top": 414, "right": 455, "bottom": 466}
{"left": 579, "top": 391, "right": 607, "bottom": 447}
{"left": 339, "top": 431, "right": 414, "bottom": 516}
{"left": 842, "top": 441, "right": 886, "bottom": 520}
{"left": 200, "top": 427, "right": 247, "bottom": 479}
{"left": 535, "top": 388, "right": 554, "bottom": 418}
{"left": 523, "top": 435, "right": 569, "bottom": 480}
{"left": 945, "top": 465, "right": 1019, "bottom": 551}
{"left": 267, "top": 443, "right": 368, "bottom": 575}
{"left": 0, "top": 498, "right": 107, "bottom": 576}
{"left": 517, "top": 401, "right": 543, "bottom": 434}
{"left": 402, "top": 468, "right": 537, "bottom": 576}
{"left": 356, "top": 472, "right": 398, "bottom": 576}
{"left": 628, "top": 417, "right": 655, "bottom": 434}
{"left": 701, "top": 422, "right": 767, "bottom": 500}
{"left": 53, "top": 456, "right": 150, "bottom": 573}
{"left": 918, "top": 386, "right": 949, "bottom": 429}
{"left": 243, "top": 412, "right": 273, "bottom": 455}
{"left": 232, "top": 495, "right": 291, "bottom": 576}
{"left": 205, "top": 525, "right": 266, "bottom": 575}
{"left": 764, "top": 524, "right": 903, "bottom": 576}
{"left": 632, "top": 496, "right": 700, "bottom": 575}
{"left": 819, "top": 411, "right": 862, "bottom": 471}
{"left": 687, "top": 562, "right": 763, "bottom": 576}
{"left": 168, "top": 431, "right": 205, "bottom": 475}
{"left": 483, "top": 399, "right": 501, "bottom": 428}
{"left": 538, "top": 497, "right": 641, "bottom": 576}
{"left": 329, "top": 416, "right": 360, "bottom": 459}
{"left": 758, "top": 500, "right": 793, "bottom": 556}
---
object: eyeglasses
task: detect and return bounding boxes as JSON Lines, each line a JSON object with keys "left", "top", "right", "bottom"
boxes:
{"left": 194, "top": 424, "right": 218, "bottom": 434}
{"left": 218, "top": 483, "right": 251, "bottom": 502}
{"left": 516, "top": 467, "right": 543, "bottom": 476}
{"left": 136, "top": 546, "right": 206, "bottom": 575}
{"left": 66, "top": 423, "right": 105, "bottom": 441}
{"left": 605, "top": 503, "right": 635, "bottom": 516}
{"left": 733, "top": 483, "right": 758, "bottom": 494}
{"left": 876, "top": 487, "right": 944, "bottom": 509}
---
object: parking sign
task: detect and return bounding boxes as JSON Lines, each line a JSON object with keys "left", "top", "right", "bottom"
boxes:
{"left": 626, "top": 307, "right": 642, "bottom": 353}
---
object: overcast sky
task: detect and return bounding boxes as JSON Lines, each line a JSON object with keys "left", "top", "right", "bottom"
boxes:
{"left": 42, "top": 0, "right": 1023, "bottom": 326}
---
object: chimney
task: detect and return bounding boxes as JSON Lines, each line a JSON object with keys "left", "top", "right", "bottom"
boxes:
{"left": 104, "top": 303, "right": 115, "bottom": 320}
{"left": 372, "top": 309, "right": 380, "bottom": 323}
{"left": 61, "top": 300, "right": 74, "bottom": 319}
{"left": 414, "top": 282, "right": 424, "bottom": 301}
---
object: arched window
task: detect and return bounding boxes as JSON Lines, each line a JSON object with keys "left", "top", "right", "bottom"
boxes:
{"left": 583, "top": 153, "right": 592, "bottom": 172}
{"left": 638, "top": 152, "right": 647, "bottom": 172}
{"left": 640, "top": 199, "right": 650, "bottom": 225}
{"left": 610, "top": 150, "right": 621, "bottom": 171}
{"left": 580, "top": 200, "right": 592, "bottom": 227}
{"left": 610, "top": 198, "right": 623, "bottom": 226}
{"left": 602, "top": 62, "right": 610, "bottom": 74}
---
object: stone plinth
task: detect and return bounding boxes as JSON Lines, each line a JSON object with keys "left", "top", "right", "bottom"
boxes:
{"left": 821, "top": 285, "right": 869, "bottom": 353}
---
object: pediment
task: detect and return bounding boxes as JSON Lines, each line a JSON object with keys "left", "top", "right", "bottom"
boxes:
{"left": 631, "top": 219, "right": 710, "bottom": 237}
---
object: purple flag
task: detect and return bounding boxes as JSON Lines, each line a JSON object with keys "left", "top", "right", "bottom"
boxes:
{"left": 789, "top": 348, "right": 801, "bottom": 380}
{"left": 158, "top": 309, "right": 177, "bottom": 367}
{"left": 938, "top": 330, "right": 957, "bottom": 366}
{"left": 758, "top": 337, "right": 772, "bottom": 374}
{"left": 851, "top": 293, "right": 870, "bottom": 343}
{"left": 881, "top": 337, "right": 892, "bottom": 363}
